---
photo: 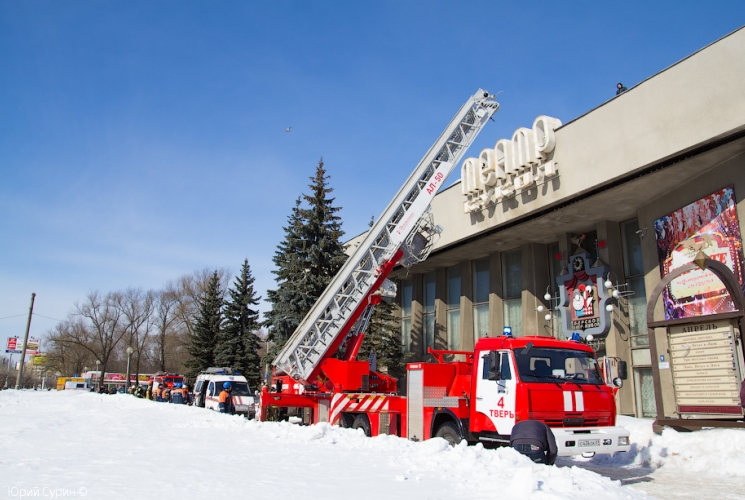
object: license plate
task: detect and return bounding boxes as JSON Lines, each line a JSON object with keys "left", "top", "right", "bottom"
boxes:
{"left": 235, "top": 404, "right": 249, "bottom": 412}
{"left": 578, "top": 439, "right": 600, "bottom": 447}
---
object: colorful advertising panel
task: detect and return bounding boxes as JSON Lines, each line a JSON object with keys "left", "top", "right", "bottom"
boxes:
{"left": 6, "top": 337, "right": 21, "bottom": 354}
{"left": 32, "top": 355, "right": 48, "bottom": 366}
{"left": 654, "top": 186, "right": 745, "bottom": 320}
{"left": 25, "top": 338, "right": 40, "bottom": 355}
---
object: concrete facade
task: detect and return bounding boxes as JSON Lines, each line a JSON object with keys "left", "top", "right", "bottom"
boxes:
{"left": 383, "top": 26, "right": 745, "bottom": 418}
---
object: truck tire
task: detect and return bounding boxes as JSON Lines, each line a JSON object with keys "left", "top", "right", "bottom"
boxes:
{"left": 352, "top": 414, "right": 371, "bottom": 437}
{"left": 340, "top": 413, "right": 355, "bottom": 429}
{"left": 435, "top": 421, "right": 462, "bottom": 446}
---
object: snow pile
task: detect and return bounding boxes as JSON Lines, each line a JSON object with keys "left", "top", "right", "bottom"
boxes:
{"left": 570, "top": 415, "right": 745, "bottom": 479}
{"left": 1, "top": 390, "right": 650, "bottom": 500}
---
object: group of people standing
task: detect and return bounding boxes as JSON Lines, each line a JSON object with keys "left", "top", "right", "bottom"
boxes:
{"left": 145, "top": 381, "right": 190, "bottom": 404}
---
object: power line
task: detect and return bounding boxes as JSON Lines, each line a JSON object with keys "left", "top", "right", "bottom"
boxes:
{"left": 32, "top": 313, "right": 64, "bottom": 322}
{"left": 0, "top": 313, "right": 63, "bottom": 322}
{"left": 0, "top": 314, "right": 26, "bottom": 321}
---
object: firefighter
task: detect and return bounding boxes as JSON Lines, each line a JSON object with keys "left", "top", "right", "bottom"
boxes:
{"left": 162, "top": 384, "right": 171, "bottom": 403}
{"left": 510, "top": 420, "right": 557, "bottom": 465}
{"left": 218, "top": 382, "right": 234, "bottom": 414}
{"left": 146, "top": 382, "right": 153, "bottom": 400}
{"left": 171, "top": 383, "right": 186, "bottom": 404}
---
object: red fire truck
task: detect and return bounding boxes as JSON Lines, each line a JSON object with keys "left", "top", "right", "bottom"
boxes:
{"left": 153, "top": 373, "right": 185, "bottom": 392}
{"left": 259, "top": 90, "right": 630, "bottom": 457}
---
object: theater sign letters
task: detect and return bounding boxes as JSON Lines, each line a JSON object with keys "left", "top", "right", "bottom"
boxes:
{"left": 462, "top": 115, "right": 562, "bottom": 213}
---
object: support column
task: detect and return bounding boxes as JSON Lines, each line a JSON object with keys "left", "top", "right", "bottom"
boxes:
{"left": 460, "top": 260, "right": 474, "bottom": 351}
{"left": 410, "top": 274, "right": 424, "bottom": 359}
{"left": 597, "top": 220, "right": 634, "bottom": 414}
{"left": 489, "top": 252, "right": 504, "bottom": 337}
{"left": 522, "top": 243, "right": 550, "bottom": 337}
{"left": 435, "top": 268, "right": 448, "bottom": 351}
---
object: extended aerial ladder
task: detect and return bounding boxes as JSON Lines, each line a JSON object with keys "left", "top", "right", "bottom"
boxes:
{"left": 262, "top": 90, "right": 499, "bottom": 420}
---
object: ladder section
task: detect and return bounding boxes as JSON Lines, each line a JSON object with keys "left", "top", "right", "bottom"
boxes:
{"left": 273, "top": 89, "right": 500, "bottom": 383}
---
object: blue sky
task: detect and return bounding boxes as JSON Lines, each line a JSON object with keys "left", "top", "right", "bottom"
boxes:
{"left": 2, "top": 1, "right": 744, "bottom": 345}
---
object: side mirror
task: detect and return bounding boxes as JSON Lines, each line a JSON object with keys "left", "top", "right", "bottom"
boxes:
{"left": 487, "top": 351, "right": 500, "bottom": 381}
{"left": 618, "top": 361, "right": 628, "bottom": 380}
{"left": 612, "top": 377, "right": 623, "bottom": 388}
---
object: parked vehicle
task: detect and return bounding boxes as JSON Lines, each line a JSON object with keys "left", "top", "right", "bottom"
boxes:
{"left": 152, "top": 373, "right": 185, "bottom": 394}
{"left": 193, "top": 367, "right": 255, "bottom": 418}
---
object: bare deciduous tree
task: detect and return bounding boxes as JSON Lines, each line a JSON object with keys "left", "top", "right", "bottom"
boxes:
{"left": 67, "top": 291, "right": 127, "bottom": 387}
{"left": 47, "top": 320, "right": 94, "bottom": 377}
{"left": 118, "top": 288, "right": 156, "bottom": 382}
{"left": 154, "top": 286, "right": 179, "bottom": 372}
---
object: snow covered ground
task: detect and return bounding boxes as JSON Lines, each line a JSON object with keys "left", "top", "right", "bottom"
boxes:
{"left": 1, "top": 391, "right": 744, "bottom": 500}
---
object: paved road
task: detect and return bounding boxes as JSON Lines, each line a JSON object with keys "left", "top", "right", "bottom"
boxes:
{"left": 557, "top": 458, "right": 745, "bottom": 500}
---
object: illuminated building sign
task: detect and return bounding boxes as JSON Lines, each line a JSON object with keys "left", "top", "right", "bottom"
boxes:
{"left": 461, "top": 115, "right": 562, "bottom": 213}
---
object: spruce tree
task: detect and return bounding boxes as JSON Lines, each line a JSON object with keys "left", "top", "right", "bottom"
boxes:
{"left": 264, "top": 198, "right": 311, "bottom": 359}
{"left": 358, "top": 297, "right": 405, "bottom": 379}
{"left": 300, "top": 158, "right": 347, "bottom": 299}
{"left": 185, "top": 272, "right": 223, "bottom": 378}
{"left": 264, "top": 159, "right": 347, "bottom": 362}
{"left": 217, "top": 259, "right": 262, "bottom": 388}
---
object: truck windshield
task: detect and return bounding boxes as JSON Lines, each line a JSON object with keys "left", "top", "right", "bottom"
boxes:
{"left": 514, "top": 347, "right": 602, "bottom": 385}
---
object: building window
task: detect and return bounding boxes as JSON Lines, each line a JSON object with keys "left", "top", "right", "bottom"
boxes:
{"left": 634, "top": 367, "right": 656, "bottom": 418}
{"left": 547, "top": 242, "right": 563, "bottom": 338}
{"left": 502, "top": 249, "right": 522, "bottom": 336}
{"left": 400, "top": 278, "right": 413, "bottom": 353}
{"left": 473, "top": 258, "right": 490, "bottom": 341}
{"left": 423, "top": 272, "right": 436, "bottom": 351}
{"left": 621, "top": 219, "right": 648, "bottom": 347}
{"left": 446, "top": 266, "right": 461, "bottom": 350}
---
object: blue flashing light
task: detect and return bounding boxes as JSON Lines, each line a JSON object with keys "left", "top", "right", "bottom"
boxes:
{"left": 503, "top": 326, "right": 513, "bottom": 337}
{"left": 570, "top": 332, "right": 582, "bottom": 342}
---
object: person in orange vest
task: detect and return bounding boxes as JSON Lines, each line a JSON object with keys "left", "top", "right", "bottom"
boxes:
{"left": 218, "top": 382, "right": 234, "bottom": 414}
{"left": 157, "top": 383, "right": 169, "bottom": 402}
{"left": 170, "top": 383, "right": 187, "bottom": 404}
{"left": 182, "top": 383, "right": 191, "bottom": 405}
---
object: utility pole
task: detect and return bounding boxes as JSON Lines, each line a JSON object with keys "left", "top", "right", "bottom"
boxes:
{"left": 15, "top": 293, "right": 36, "bottom": 390}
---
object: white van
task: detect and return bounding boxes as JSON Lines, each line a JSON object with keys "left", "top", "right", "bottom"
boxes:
{"left": 193, "top": 367, "right": 255, "bottom": 419}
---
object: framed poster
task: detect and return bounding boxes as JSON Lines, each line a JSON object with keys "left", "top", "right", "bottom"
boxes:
{"left": 654, "top": 186, "right": 745, "bottom": 320}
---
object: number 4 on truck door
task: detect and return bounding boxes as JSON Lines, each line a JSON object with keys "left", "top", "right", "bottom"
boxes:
{"left": 475, "top": 351, "right": 517, "bottom": 434}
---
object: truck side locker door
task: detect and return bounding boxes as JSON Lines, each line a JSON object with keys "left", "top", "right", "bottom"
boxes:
{"left": 475, "top": 351, "right": 517, "bottom": 435}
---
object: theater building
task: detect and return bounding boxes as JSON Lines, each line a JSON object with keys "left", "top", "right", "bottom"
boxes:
{"left": 383, "top": 26, "right": 745, "bottom": 419}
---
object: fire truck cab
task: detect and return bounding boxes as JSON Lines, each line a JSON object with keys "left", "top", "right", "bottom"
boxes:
{"left": 406, "top": 333, "right": 630, "bottom": 456}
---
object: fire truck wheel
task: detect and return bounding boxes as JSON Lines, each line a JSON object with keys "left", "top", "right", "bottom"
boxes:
{"left": 352, "top": 414, "right": 371, "bottom": 437}
{"left": 435, "top": 422, "right": 462, "bottom": 446}
{"left": 340, "top": 413, "right": 355, "bottom": 429}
